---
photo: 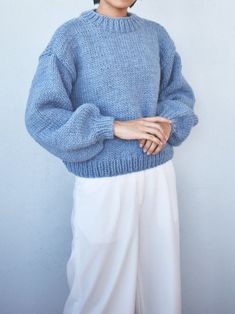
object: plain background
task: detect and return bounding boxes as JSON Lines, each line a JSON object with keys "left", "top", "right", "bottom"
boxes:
{"left": 1, "top": 0, "right": 235, "bottom": 313}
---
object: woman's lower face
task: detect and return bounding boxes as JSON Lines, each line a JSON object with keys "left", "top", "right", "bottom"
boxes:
{"left": 63, "top": 159, "right": 181, "bottom": 314}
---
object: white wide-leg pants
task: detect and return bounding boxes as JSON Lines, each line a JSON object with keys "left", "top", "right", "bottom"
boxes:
{"left": 63, "top": 159, "right": 181, "bottom": 314}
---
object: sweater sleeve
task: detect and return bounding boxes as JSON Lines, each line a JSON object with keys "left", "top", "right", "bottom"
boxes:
{"left": 24, "top": 50, "right": 115, "bottom": 163}
{"left": 156, "top": 24, "right": 199, "bottom": 147}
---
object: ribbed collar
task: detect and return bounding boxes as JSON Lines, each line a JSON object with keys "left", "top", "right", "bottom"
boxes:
{"left": 79, "top": 9, "right": 144, "bottom": 33}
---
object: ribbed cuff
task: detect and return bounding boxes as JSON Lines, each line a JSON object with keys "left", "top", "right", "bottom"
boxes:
{"left": 94, "top": 116, "right": 115, "bottom": 140}
{"left": 168, "top": 117, "right": 177, "bottom": 138}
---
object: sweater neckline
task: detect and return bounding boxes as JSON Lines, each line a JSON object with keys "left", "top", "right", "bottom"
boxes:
{"left": 79, "top": 9, "right": 144, "bottom": 33}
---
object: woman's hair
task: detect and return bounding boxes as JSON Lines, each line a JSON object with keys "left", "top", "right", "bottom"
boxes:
{"left": 93, "top": 0, "right": 137, "bottom": 8}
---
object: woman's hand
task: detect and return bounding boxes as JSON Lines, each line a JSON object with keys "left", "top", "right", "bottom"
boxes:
{"left": 138, "top": 118, "right": 172, "bottom": 155}
{"left": 113, "top": 116, "right": 172, "bottom": 147}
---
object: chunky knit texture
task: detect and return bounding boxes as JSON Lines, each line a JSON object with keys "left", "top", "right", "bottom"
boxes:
{"left": 25, "top": 8, "right": 199, "bottom": 178}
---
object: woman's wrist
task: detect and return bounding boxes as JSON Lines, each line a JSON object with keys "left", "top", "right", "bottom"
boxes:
{"left": 113, "top": 120, "right": 122, "bottom": 137}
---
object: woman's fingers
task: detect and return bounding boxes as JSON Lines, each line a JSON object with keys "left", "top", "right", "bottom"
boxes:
{"left": 143, "top": 140, "right": 157, "bottom": 154}
{"left": 142, "top": 116, "right": 172, "bottom": 124}
{"left": 142, "top": 140, "right": 152, "bottom": 153}
{"left": 140, "top": 132, "right": 162, "bottom": 145}
{"left": 142, "top": 126, "right": 166, "bottom": 144}
{"left": 138, "top": 136, "right": 165, "bottom": 155}
{"left": 138, "top": 137, "right": 164, "bottom": 155}
{"left": 141, "top": 121, "right": 167, "bottom": 140}
{"left": 139, "top": 139, "right": 146, "bottom": 148}
{"left": 145, "top": 140, "right": 163, "bottom": 154}
{"left": 152, "top": 142, "right": 163, "bottom": 155}
{"left": 136, "top": 117, "right": 171, "bottom": 155}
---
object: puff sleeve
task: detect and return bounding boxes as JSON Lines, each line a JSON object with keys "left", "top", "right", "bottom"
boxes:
{"left": 24, "top": 28, "right": 114, "bottom": 163}
{"left": 156, "top": 24, "right": 199, "bottom": 146}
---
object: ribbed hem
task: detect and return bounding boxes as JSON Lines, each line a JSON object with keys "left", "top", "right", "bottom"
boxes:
{"left": 79, "top": 9, "right": 145, "bottom": 33}
{"left": 63, "top": 144, "right": 174, "bottom": 178}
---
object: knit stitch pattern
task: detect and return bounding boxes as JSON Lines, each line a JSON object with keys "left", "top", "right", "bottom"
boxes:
{"left": 25, "top": 8, "right": 199, "bottom": 178}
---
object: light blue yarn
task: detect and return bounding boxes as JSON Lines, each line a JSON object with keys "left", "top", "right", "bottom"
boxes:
{"left": 24, "top": 8, "right": 199, "bottom": 178}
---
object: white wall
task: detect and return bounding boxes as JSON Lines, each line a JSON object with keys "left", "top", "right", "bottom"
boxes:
{"left": 0, "top": 0, "right": 234, "bottom": 313}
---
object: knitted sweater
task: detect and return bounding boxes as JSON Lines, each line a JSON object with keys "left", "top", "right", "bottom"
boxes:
{"left": 24, "top": 8, "right": 199, "bottom": 178}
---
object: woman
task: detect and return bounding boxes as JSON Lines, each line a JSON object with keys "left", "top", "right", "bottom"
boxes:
{"left": 24, "top": 0, "right": 199, "bottom": 313}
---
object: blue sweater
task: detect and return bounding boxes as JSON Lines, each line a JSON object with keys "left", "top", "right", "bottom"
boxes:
{"left": 25, "top": 8, "right": 199, "bottom": 178}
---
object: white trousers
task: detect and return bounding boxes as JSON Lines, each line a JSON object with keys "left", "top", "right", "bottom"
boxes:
{"left": 63, "top": 159, "right": 181, "bottom": 314}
